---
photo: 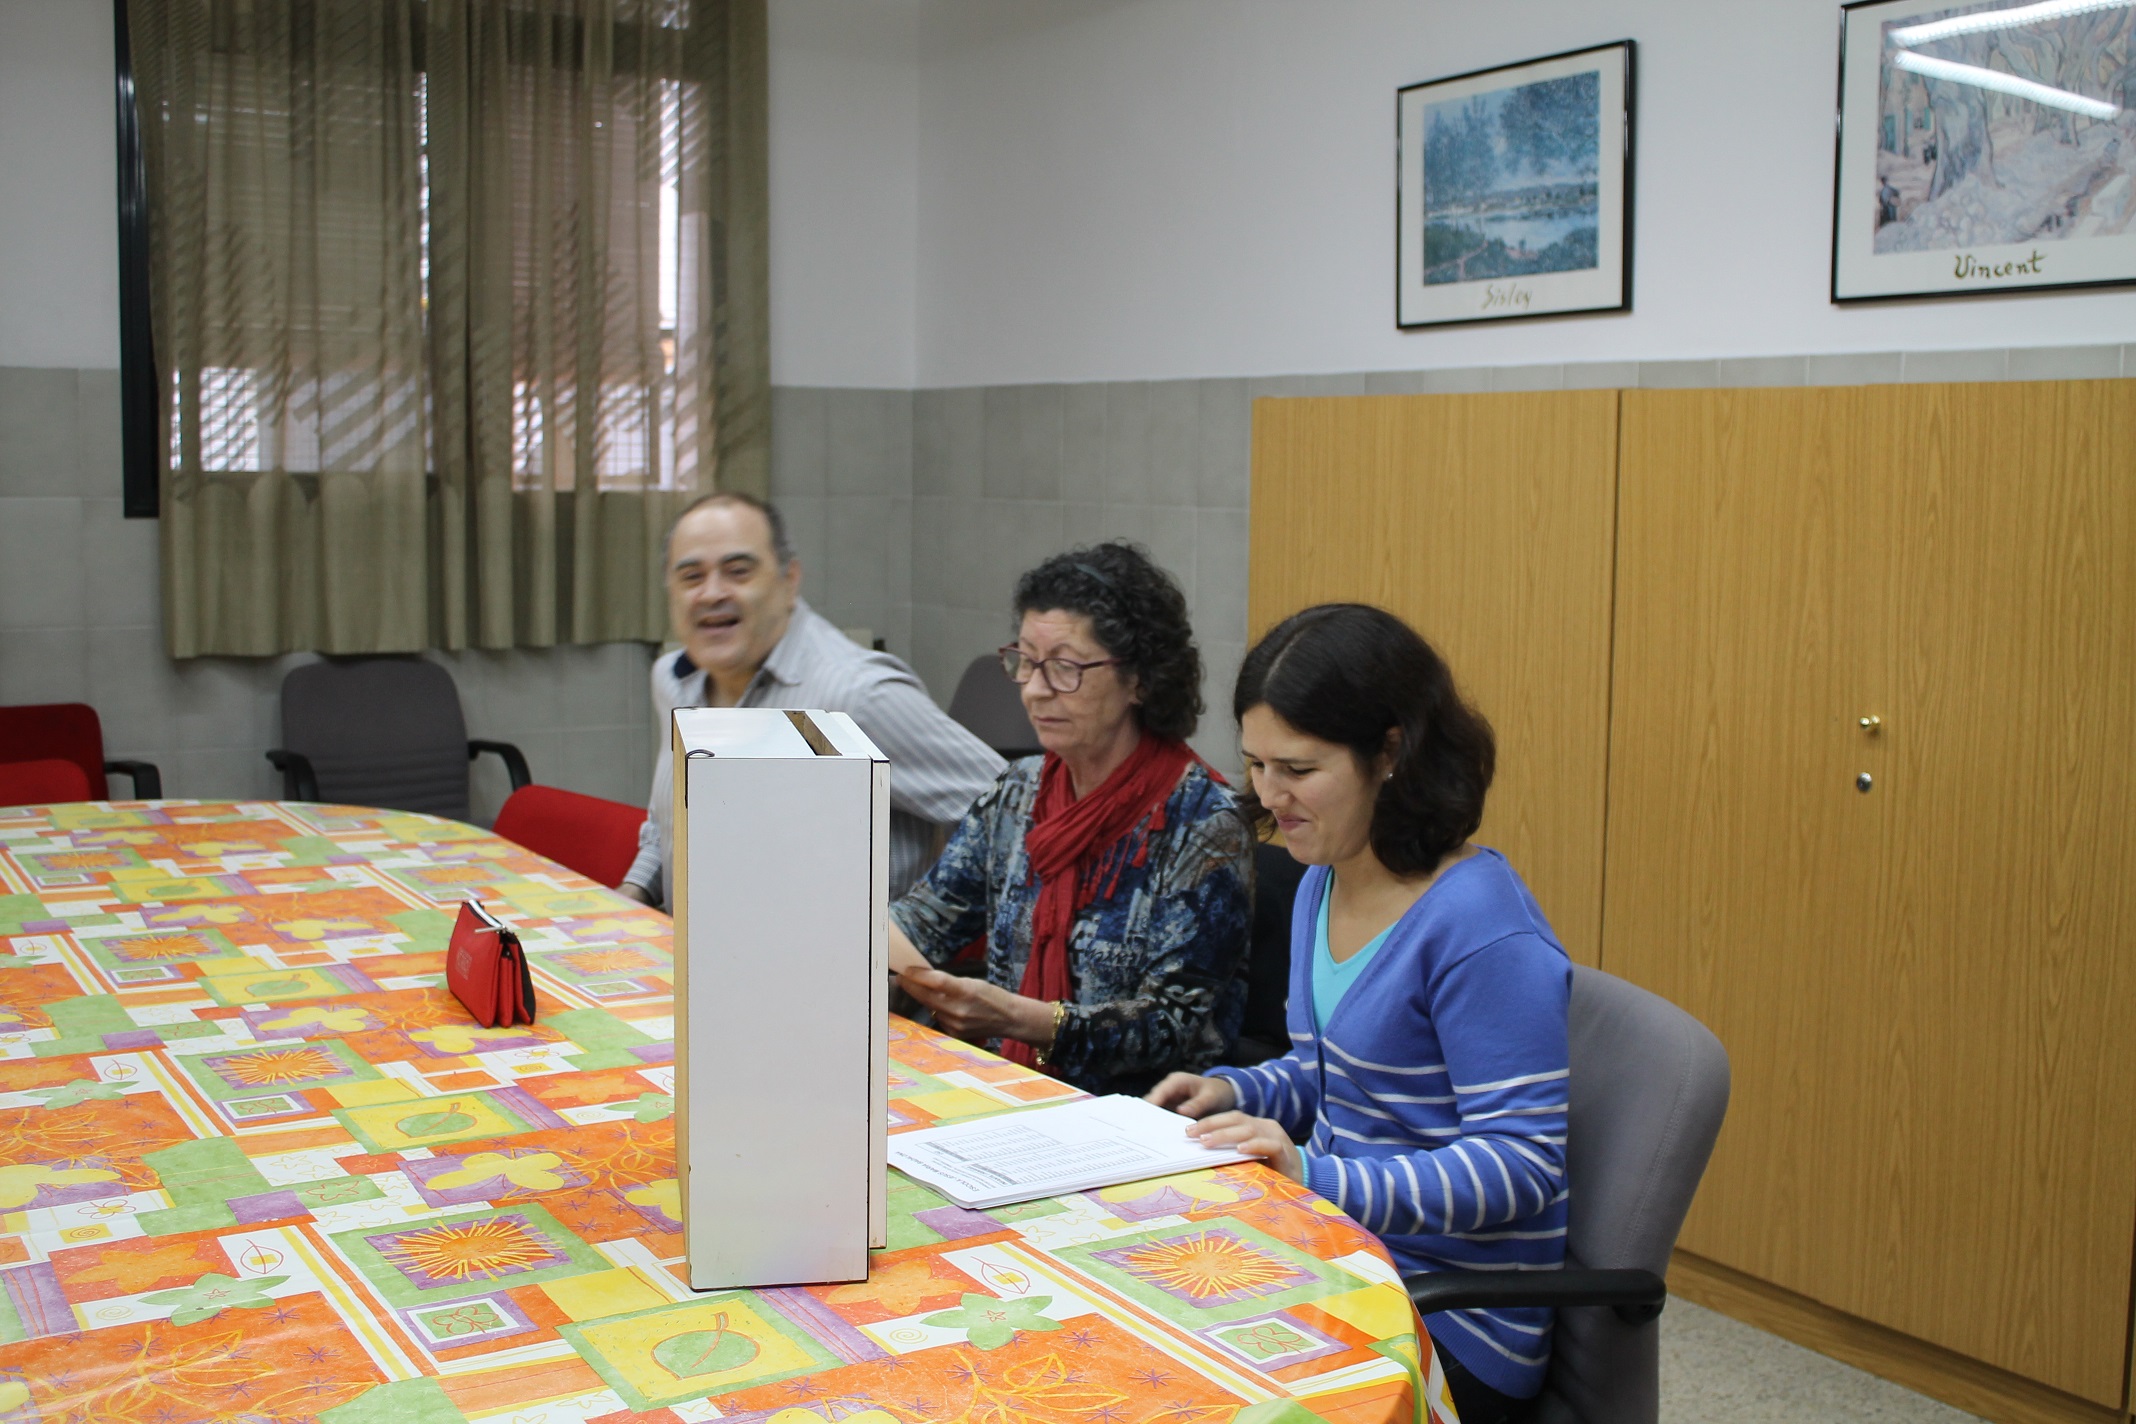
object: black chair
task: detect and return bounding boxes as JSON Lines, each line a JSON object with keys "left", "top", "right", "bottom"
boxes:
{"left": 265, "top": 658, "right": 528, "bottom": 820}
{"left": 946, "top": 653, "right": 1041, "bottom": 759}
{"left": 1224, "top": 842, "right": 1305, "bottom": 1066}
{"left": 1409, "top": 966, "right": 1730, "bottom": 1424}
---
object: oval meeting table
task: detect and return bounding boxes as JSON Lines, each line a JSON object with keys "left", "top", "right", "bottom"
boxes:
{"left": 0, "top": 799, "right": 1452, "bottom": 1424}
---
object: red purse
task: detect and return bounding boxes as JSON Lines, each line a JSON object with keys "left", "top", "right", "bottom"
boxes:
{"left": 446, "top": 899, "right": 536, "bottom": 1028}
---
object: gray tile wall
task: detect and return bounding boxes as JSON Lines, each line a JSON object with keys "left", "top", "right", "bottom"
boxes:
{"left": 9, "top": 348, "right": 2128, "bottom": 816}
{"left": 768, "top": 385, "right": 914, "bottom": 659}
{"left": 767, "top": 382, "right": 1249, "bottom": 768}
{"left": 0, "top": 365, "right": 658, "bottom": 826}
{"left": 908, "top": 380, "right": 1252, "bottom": 770}
{"left": 882, "top": 344, "right": 2135, "bottom": 771}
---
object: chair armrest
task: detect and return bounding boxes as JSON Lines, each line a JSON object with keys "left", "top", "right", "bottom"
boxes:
{"left": 468, "top": 740, "right": 531, "bottom": 792}
{"left": 1408, "top": 1268, "right": 1667, "bottom": 1326}
{"left": 264, "top": 749, "right": 319, "bottom": 802}
{"left": 103, "top": 759, "right": 162, "bottom": 799}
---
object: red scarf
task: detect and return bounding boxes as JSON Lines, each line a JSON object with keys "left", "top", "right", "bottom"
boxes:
{"left": 1005, "top": 733, "right": 1199, "bottom": 1068}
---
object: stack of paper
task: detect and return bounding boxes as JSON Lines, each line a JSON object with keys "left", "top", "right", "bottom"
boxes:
{"left": 887, "top": 1094, "right": 1254, "bottom": 1209}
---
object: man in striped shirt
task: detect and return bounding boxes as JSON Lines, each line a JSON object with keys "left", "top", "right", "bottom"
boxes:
{"left": 619, "top": 493, "right": 1004, "bottom": 910}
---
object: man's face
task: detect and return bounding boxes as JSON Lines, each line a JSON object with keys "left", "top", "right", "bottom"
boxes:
{"left": 665, "top": 501, "right": 800, "bottom": 683}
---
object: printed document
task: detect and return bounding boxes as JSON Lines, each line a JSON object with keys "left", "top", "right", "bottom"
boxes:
{"left": 887, "top": 1094, "right": 1254, "bottom": 1209}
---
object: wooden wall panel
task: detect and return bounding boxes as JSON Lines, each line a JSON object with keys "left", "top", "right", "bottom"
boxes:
{"left": 1605, "top": 383, "right": 2136, "bottom": 1404}
{"left": 1248, "top": 392, "right": 1618, "bottom": 961}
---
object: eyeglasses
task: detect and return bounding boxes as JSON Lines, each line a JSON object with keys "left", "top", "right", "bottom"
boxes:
{"left": 999, "top": 645, "right": 1122, "bottom": 694}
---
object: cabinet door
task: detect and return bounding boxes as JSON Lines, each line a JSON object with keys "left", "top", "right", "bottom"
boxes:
{"left": 1250, "top": 392, "right": 1619, "bottom": 960}
{"left": 1606, "top": 382, "right": 2136, "bottom": 1404}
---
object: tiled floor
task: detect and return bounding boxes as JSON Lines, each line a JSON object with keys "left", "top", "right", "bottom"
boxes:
{"left": 1662, "top": 1298, "right": 1983, "bottom": 1423}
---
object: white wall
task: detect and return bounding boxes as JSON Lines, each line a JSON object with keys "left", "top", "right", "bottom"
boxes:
{"left": 0, "top": 0, "right": 657, "bottom": 816}
{"left": 15, "top": 0, "right": 2132, "bottom": 389}
{"left": 32, "top": 0, "right": 2117, "bottom": 392}
{"left": 0, "top": 0, "right": 920, "bottom": 383}
{"left": 769, "top": 0, "right": 922, "bottom": 387}
{"left": 0, "top": 0, "right": 120, "bottom": 369}
{"left": 911, "top": 0, "right": 2136, "bottom": 387}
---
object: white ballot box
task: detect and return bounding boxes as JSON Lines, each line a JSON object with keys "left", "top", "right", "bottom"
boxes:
{"left": 671, "top": 707, "right": 888, "bottom": 1289}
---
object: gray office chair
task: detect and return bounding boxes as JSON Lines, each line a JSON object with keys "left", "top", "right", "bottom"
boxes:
{"left": 1410, "top": 965, "right": 1730, "bottom": 1424}
{"left": 266, "top": 658, "right": 528, "bottom": 820}
{"left": 946, "top": 652, "right": 1041, "bottom": 759}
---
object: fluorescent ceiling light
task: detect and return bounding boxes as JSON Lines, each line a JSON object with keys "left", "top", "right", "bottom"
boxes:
{"left": 1889, "top": 0, "right": 2130, "bottom": 49}
{"left": 1890, "top": 48, "right": 2123, "bottom": 117}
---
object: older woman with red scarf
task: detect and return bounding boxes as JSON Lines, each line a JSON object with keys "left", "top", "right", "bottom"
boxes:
{"left": 889, "top": 543, "right": 1253, "bottom": 1095}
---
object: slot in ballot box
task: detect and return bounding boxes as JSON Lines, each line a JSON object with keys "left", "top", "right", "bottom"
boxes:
{"left": 671, "top": 707, "right": 889, "bottom": 1289}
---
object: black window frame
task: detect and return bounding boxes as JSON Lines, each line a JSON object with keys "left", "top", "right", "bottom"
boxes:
{"left": 115, "top": 0, "right": 159, "bottom": 518}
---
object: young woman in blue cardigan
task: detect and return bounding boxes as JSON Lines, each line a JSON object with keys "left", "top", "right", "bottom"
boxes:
{"left": 1148, "top": 604, "right": 1571, "bottom": 1424}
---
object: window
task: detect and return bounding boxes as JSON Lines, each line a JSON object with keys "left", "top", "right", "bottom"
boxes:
{"left": 119, "top": 5, "right": 711, "bottom": 508}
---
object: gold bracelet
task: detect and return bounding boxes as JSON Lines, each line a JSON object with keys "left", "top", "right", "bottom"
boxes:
{"left": 1034, "top": 1000, "right": 1069, "bottom": 1066}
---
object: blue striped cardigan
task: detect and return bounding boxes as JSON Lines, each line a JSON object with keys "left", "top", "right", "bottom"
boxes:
{"left": 1209, "top": 849, "right": 1571, "bottom": 1398}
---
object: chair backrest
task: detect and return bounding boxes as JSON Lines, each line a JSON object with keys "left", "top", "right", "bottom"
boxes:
{"left": 1532, "top": 965, "right": 1731, "bottom": 1424}
{"left": 0, "top": 703, "right": 109, "bottom": 799}
{"left": 0, "top": 758, "right": 93, "bottom": 808}
{"left": 280, "top": 658, "right": 472, "bottom": 819}
{"left": 1228, "top": 842, "right": 1306, "bottom": 1063}
{"left": 945, "top": 654, "right": 1041, "bottom": 759}
{"left": 491, "top": 784, "right": 648, "bottom": 888}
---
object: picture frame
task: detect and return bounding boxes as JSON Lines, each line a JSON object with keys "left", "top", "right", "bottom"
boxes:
{"left": 1833, "top": 0, "right": 2136, "bottom": 303}
{"left": 1396, "top": 41, "right": 1635, "bottom": 329}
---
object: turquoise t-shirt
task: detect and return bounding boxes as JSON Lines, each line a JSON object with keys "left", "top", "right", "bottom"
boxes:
{"left": 1310, "top": 875, "right": 1393, "bottom": 1033}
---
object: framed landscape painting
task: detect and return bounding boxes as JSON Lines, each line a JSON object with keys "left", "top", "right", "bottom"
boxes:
{"left": 1834, "top": 0, "right": 2136, "bottom": 301}
{"left": 1396, "top": 42, "right": 1635, "bottom": 328}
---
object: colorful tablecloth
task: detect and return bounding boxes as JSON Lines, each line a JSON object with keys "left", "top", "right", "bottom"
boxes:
{"left": 0, "top": 800, "right": 1448, "bottom": 1424}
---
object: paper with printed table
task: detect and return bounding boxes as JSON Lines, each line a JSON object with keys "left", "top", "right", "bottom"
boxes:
{"left": 888, "top": 1093, "right": 1253, "bottom": 1208}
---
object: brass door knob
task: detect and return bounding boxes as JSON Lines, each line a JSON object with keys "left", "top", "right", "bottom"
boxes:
{"left": 1858, "top": 716, "right": 1882, "bottom": 733}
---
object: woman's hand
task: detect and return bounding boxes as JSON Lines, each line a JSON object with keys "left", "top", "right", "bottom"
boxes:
{"left": 896, "top": 965, "right": 1056, "bottom": 1047}
{"left": 1150, "top": 1076, "right": 1301, "bottom": 1185}
{"left": 1145, "top": 1072, "right": 1237, "bottom": 1119}
{"left": 1185, "top": 1110, "right": 1303, "bottom": 1183}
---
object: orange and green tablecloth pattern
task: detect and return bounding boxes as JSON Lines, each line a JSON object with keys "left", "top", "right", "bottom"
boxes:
{"left": 0, "top": 799, "right": 1450, "bottom": 1424}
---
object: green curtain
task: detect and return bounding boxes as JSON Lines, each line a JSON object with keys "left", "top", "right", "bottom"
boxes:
{"left": 130, "top": 0, "right": 768, "bottom": 657}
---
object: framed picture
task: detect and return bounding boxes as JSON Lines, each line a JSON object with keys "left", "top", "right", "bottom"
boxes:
{"left": 1834, "top": 0, "right": 2136, "bottom": 302}
{"left": 1396, "top": 42, "right": 1635, "bottom": 329}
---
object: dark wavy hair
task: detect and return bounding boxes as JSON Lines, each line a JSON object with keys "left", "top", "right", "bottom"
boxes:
{"left": 1233, "top": 604, "right": 1493, "bottom": 877}
{"left": 1013, "top": 542, "right": 1202, "bottom": 741}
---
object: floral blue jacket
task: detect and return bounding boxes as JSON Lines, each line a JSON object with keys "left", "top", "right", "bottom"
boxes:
{"left": 890, "top": 756, "right": 1253, "bottom": 1095}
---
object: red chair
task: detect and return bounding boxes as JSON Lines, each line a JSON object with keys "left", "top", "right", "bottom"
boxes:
{"left": 0, "top": 759, "right": 93, "bottom": 808}
{"left": 0, "top": 703, "right": 162, "bottom": 801}
{"left": 491, "top": 785, "right": 648, "bottom": 889}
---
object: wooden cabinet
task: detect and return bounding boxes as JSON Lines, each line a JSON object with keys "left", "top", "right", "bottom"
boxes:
{"left": 1604, "top": 383, "right": 2136, "bottom": 1405}
{"left": 1250, "top": 380, "right": 2136, "bottom": 1412}
{"left": 1249, "top": 391, "right": 1618, "bottom": 961}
